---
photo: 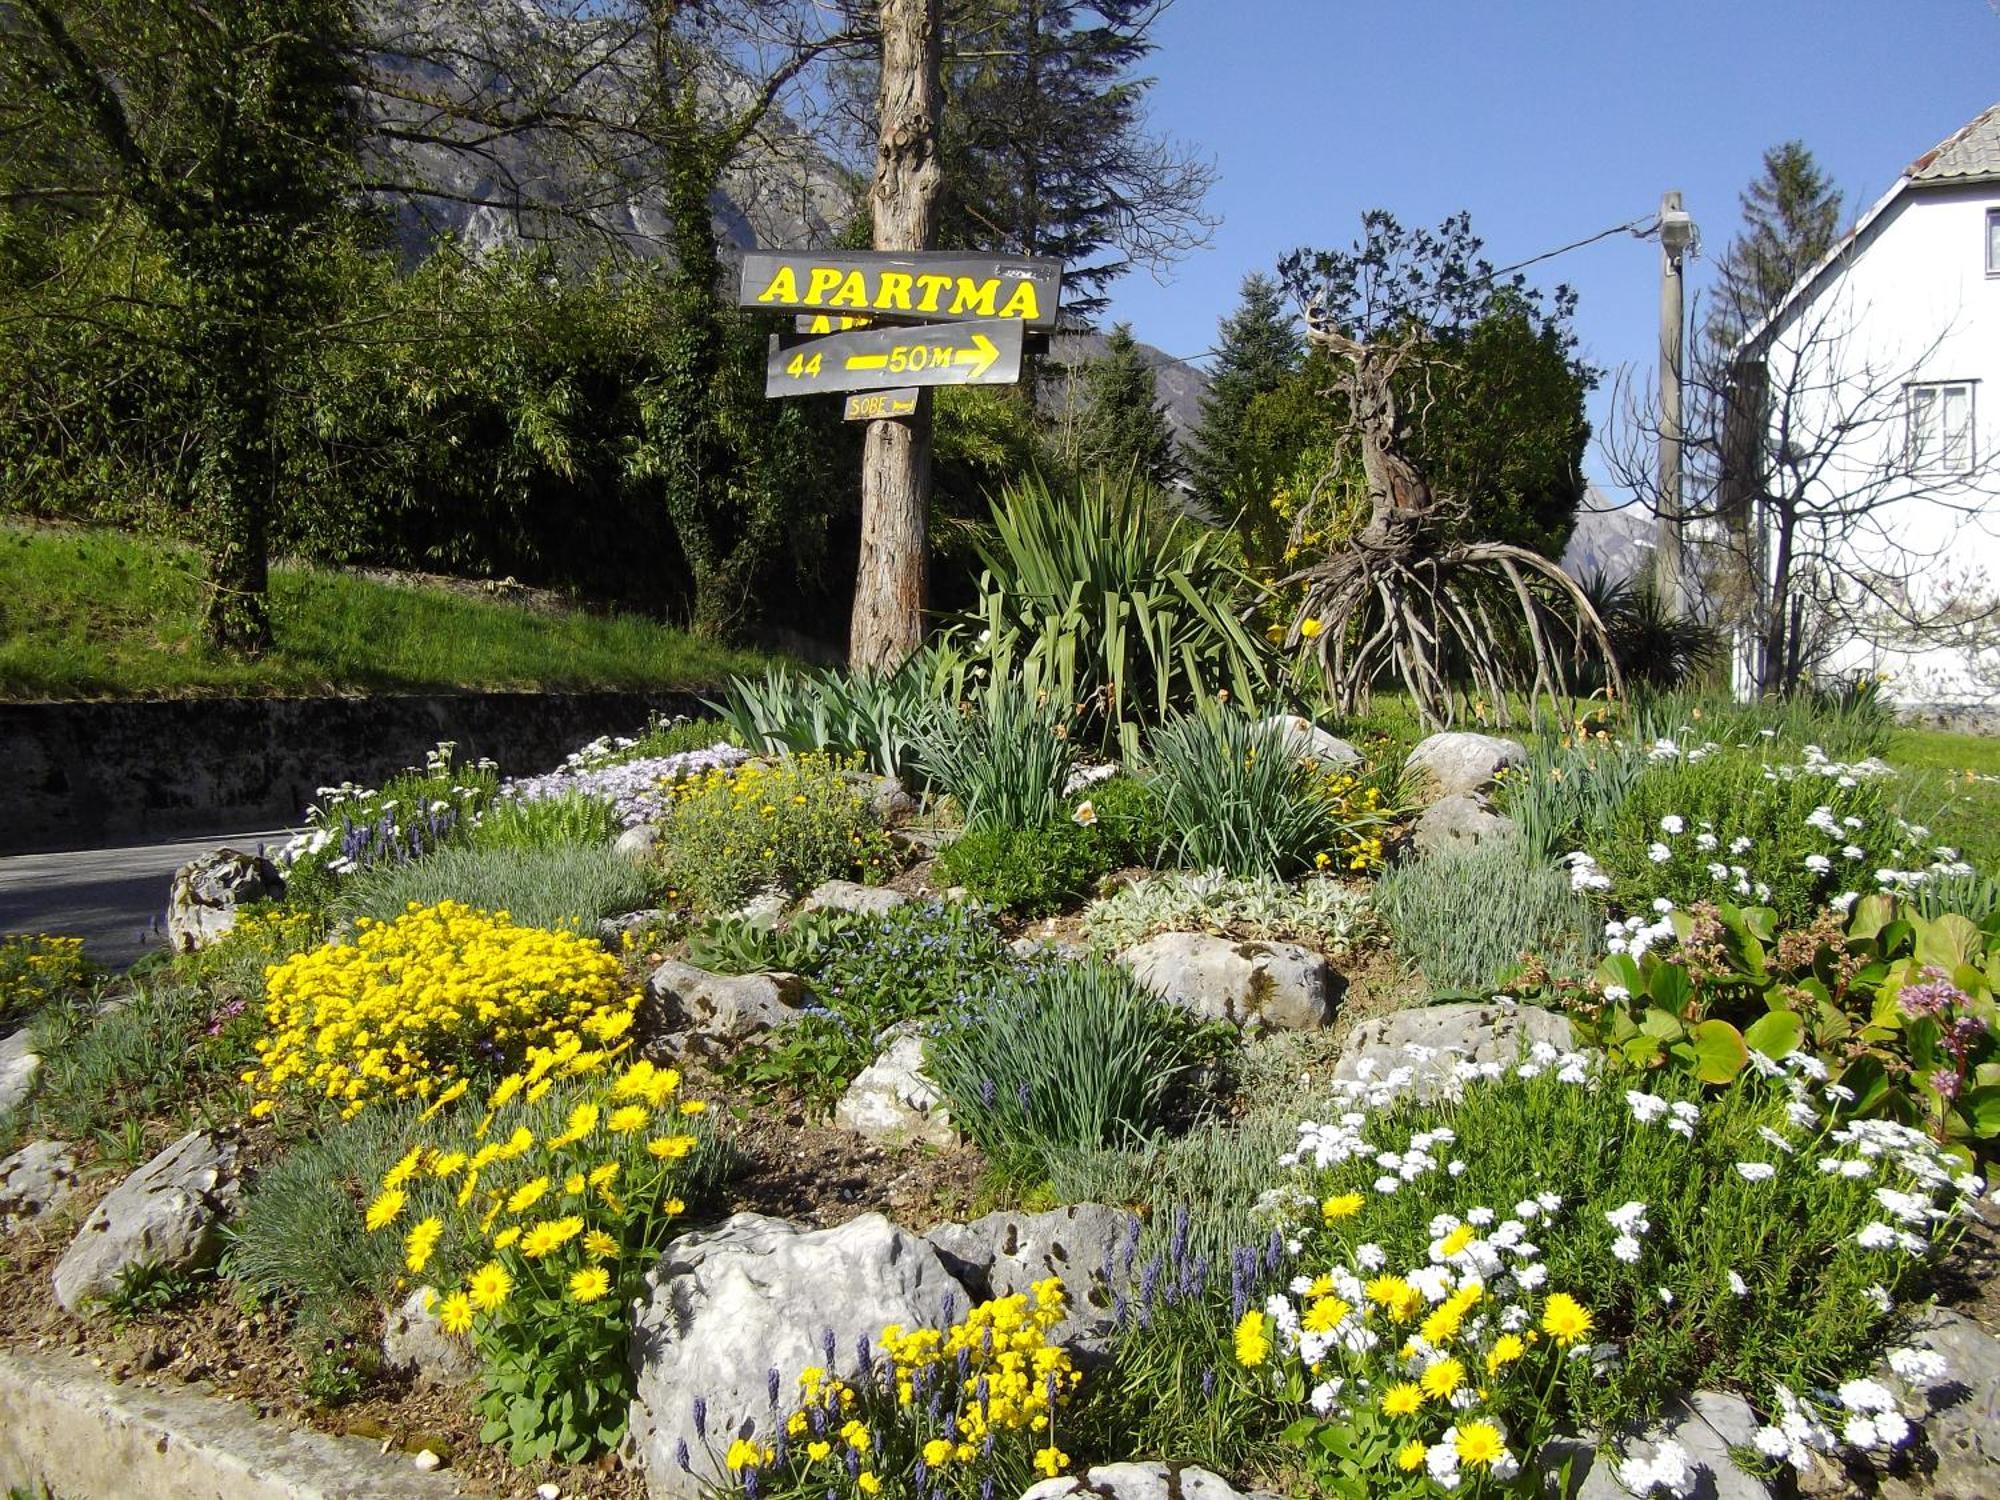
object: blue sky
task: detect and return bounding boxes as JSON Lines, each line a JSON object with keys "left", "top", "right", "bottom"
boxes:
{"left": 1105, "top": 0, "right": 2000, "bottom": 493}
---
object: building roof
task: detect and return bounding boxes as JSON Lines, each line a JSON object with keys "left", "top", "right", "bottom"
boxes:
{"left": 1738, "top": 99, "right": 2000, "bottom": 355}
{"left": 1908, "top": 100, "right": 2000, "bottom": 186}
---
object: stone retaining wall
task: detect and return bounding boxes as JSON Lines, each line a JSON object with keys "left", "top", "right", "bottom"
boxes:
{"left": 0, "top": 1349, "right": 466, "bottom": 1499}
{"left": 1, "top": 690, "right": 712, "bottom": 854}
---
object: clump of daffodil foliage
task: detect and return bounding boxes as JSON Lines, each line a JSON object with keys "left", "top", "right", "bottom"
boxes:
{"left": 705, "top": 1277, "right": 1085, "bottom": 1498}
{"left": 248, "top": 900, "right": 635, "bottom": 1120}
{"left": 365, "top": 1043, "right": 710, "bottom": 1463}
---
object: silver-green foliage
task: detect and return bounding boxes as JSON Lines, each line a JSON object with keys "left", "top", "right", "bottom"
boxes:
{"left": 955, "top": 472, "right": 1275, "bottom": 758}
{"left": 331, "top": 846, "right": 659, "bottom": 933}
{"left": 914, "top": 676, "right": 1078, "bottom": 834}
{"left": 1146, "top": 705, "right": 1339, "bottom": 878}
{"left": 925, "top": 959, "right": 1207, "bottom": 1180}
{"left": 1376, "top": 839, "right": 1599, "bottom": 992}
{"left": 1082, "top": 871, "right": 1375, "bottom": 953}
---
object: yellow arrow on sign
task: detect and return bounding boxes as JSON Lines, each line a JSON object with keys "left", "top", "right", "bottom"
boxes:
{"left": 954, "top": 331, "right": 1000, "bottom": 379}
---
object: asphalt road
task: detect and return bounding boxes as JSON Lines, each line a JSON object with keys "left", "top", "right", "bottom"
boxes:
{"left": 0, "top": 830, "right": 291, "bottom": 969}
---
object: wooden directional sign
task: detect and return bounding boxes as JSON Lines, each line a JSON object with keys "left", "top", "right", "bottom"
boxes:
{"left": 765, "top": 318, "right": 1024, "bottom": 398}
{"left": 742, "top": 251, "right": 1062, "bottom": 331}
{"left": 843, "top": 388, "right": 919, "bottom": 421}
{"left": 797, "top": 313, "right": 873, "bottom": 334}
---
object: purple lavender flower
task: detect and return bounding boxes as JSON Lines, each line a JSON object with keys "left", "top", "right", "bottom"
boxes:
{"left": 1899, "top": 966, "right": 1965, "bottom": 1019}
{"left": 675, "top": 1439, "right": 691, "bottom": 1472}
{"left": 1932, "top": 1068, "right": 1963, "bottom": 1100}
{"left": 767, "top": 1367, "right": 780, "bottom": 1407}
{"left": 691, "top": 1395, "right": 706, "bottom": 1439}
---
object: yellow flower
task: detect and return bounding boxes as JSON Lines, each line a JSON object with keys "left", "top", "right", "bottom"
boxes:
{"left": 922, "top": 1438, "right": 953, "bottom": 1467}
{"left": 679, "top": 1099, "right": 707, "bottom": 1116}
{"left": 608, "top": 1104, "right": 650, "bottom": 1133}
{"left": 492, "top": 1225, "right": 521, "bottom": 1250}
{"left": 564, "top": 1172, "right": 587, "bottom": 1196}
{"left": 585, "top": 1229, "right": 619, "bottom": 1259}
{"left": 506, "top": 1176, "right": 550, "bottom": 1214}
{"left": 383, "top": 1147, "right": 424, "bottom": 1191}
{"left": 1233, "top": 1310, "right": 1270, "bottom": 1367}
{"left": 1381, "top": 1382, "right": 1425, "bottom": 1416}
{"left": 1033, "top": 1446, "right": 1070, "bottom": 1478}
{"left": 1486, "top": 1333, "right": 1526, "bottom": 1373}
{"left": 1541, "top": 1293, "right": 1594, "bottom": 1347}
{"left": 1321, "top": 1191, "right": 1365, "bottom": 1222}
{"left": 806, "top": 1440, "right": 831, "bottom": 1462}
{"left": 1455, "top": 1421, "right": 1508, "bottom": 1467}
{"left": 404, "top": 1216, "right": 443, "bottom": 1274}
{"left": 1397, "top": 1440, "right": 1428, "bottom": 1472}
{"left": 1302, "top": 1296, "right": 1352, "bottom": 1334}
{"left": 467, "top": 1261, "right": 512, "bottom": 1311}
{"left": 1421, "top": 1303, "right": 1465, "bottom": 1346}
{"left": 436, "top": 1290, "right": 474, "bottom": 1335}
{"left": 1438, "top": 1224, "right": 1477, "bottom": 1258}
{"left": 568, "top": 1267, "right": 610, "bottom": 1303}
{"left": 1420, "top": 1357, "right": 1466, "bottom": 1400}
{"left": 1299, "top": 617, "right": 1324, "bottom": 639}
{"left": 725, "top": 1437, "right": 771, "bottom": 1471}
{"left": 364, "top": 1186, "right": 406, "bottom": 1232}
{"left": 857, "top": 1475, "right": 880, "bottom": 1496}
{"left": 841, "top": 1419, "right": 871, "bottom": 1454}
{"left": 647, "top": 1135, "right": 697, "bottom": 1161}
{"left": 429, "top": 1150, "right": 467, "bottom": 1180}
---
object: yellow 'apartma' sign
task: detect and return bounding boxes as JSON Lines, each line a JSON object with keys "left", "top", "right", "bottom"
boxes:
{"left": 737, "top": 251, "right": 1062, "bottom": 331}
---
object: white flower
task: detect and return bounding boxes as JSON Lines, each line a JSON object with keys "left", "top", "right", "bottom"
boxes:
{"left": 1865, "top": 1284, "right": 1893, "bottom": 1312}
{"left": 1657, "top": 1286, "right": 1674, "bottom": 1305}
{"left": 1652, "top": 897, "right": 1675, "bottom": 913}
{"left": 1612, "top": 1234, "right": 1643, "bottom": 1264}
{"left": 1660, "top": 815, "right": 1685, "bottom": 834}
{"left": 1308, "top": 1377, "right": 1344, "bottom": 1416}
{"left": 1696, "top": 831, "right": 1719, "bottom": 851}
{"left": 1730, "top": 836, "right": 1754, "bottom": 854}
{"left": 1842, "top": 844, "right": 1865, "bottom": 860}
{"left": 1735, "top": 1161, "right": 1777, "bottom": 1182}
{"left": 1757, "top": 1126, "right": 1796, "bottom": 1154}
{"left": 1617, "top": 1437, "right": 1695, "bottom": 1498}
{"left": 1354, "top": 1242, "right": 1387, "bottom": 1271}
{"left": 1855, "top": 1222, "right": 1900, "bottom": 1250}
{"left": 1836, "top": 1378, "right": 1897, "bottom": 1414}
{"left": 1888, "top": 1347, "right": 1947, "bottom": 1384}
{"left": 1647, "top": 842, "right": 1673, "bottom": 864}
{"left": 1373, "top": 1176, "right": 1400, "bottom": 1195}
{"left": 1843, "top": 1415, "right": 1880, "bottom": 1449}
{"left": 1626, "top": 1090, "right": 1668, "bottom": 1124}
{"left": 1727, "top": 1270, "right": 1748, "bottom": 1295}
{"left": 1606, "top": 1201, "right": 1652, "bottom": 1235}
{"left": 1516, "top": 1262, "right": 1549, "bottom": 1289}
{"left": 1804, "top": 853, "right": 1832, "bottom": 874}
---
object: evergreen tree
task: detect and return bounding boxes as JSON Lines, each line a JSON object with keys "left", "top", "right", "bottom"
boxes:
{"left": 1075, "top": 323, "right": 1180, "bottom": 487}
{"left": 1186, "top": 272, "right": 1303, "bottom": 516}
{"left": 1705, "top": 142, "right": 1844, "bottom": 351}
{"left": 935, "top": 0, "right": 1213, "bottom": 322}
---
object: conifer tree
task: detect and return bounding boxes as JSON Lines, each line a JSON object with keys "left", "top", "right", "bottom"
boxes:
{"left": 1076, "top": 323, "right": 1180, "bottom": 487}
{"left": 1187, "top": 272, "right": 1304, "bottom": 514}
{"left": 1705, "top": 142, "right": 1844, "bottom": 351}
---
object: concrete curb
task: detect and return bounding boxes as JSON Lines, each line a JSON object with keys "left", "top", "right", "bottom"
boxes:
{"left": 0, "top": 1350, "right": 468, "bottom": 1499}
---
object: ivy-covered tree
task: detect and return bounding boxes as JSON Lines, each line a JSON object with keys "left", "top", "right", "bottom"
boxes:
{"left": 1187, "top": 272, "right": 1304, "bottom": 520}
{"left": 1, "top": 0, "right": 361, "bottom": 652}
{"left": 1073, "top": 323, "right": 1181, "bottom": 488}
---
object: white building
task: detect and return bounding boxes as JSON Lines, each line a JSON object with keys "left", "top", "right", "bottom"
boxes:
{"left": 1733, "top": 102, "right": 2000, "bottom": 713}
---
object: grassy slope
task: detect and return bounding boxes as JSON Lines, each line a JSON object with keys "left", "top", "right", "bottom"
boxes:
{"left": 1888, "top": 726, "right": 2000, "bottom": 871}
{"left": 0, "top": 525, "right": 771, "bottom": 700}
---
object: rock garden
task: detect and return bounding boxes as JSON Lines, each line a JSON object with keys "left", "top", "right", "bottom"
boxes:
{"left": 4, "top": 641, "right": 2000, "bottom": 1500}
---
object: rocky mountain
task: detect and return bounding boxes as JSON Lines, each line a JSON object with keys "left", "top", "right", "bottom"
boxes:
{"left": 1560, "top": 485, "right": 1654, "bottom": 582}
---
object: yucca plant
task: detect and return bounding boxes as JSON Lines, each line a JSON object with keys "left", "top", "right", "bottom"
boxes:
{"left": 707, "top": 652, "right": 952, "bottom": 782}
{"left": 1145, "top": 703, "right": 1342, "bottom": 879}
{"left": 954, "top": 472, "right": 1278, "bottom": 758}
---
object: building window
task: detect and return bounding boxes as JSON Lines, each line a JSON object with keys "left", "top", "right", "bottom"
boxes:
{"left": 1907, "top": 381, "right": 1976, "bottom": 474}
{"left": 1989, "top": 207, "right": 2000, "bottom": 275}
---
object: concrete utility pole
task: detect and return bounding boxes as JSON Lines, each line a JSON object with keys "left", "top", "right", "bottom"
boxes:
{"left": 849, "top": 0, "right": 944, "bottom": 671}
{"left": 1655, "top": 190, "right": 1696, "bottom": 615}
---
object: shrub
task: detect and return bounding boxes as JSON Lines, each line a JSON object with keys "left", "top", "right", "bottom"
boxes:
{"left": 1377, "top": 841, "right": 1599, "bottom": 992}
{"left": 916, "top": 677, "right": 1078, "bottom": 834}
{"left": 170, "top": 906, "right": 324, "bottom": 1005}
{"left": 1146, "top": 707, "right": 1351, "bottom": 879}
{"left": 710, "top": 655, "right": 949, "bottom": 782}
{"left": 471, "top": 791, "right": 623, "bottom": 853}
{"left": 683, "top": 909, "right": 861, "bottom": 977}
{"left": 925, "top": 959, "right": 1210, "bottom": 1181}
{"left": 1095, "top": 1048, "right": 1980, "bottom": 1493}
{"left": 361, "top": 1051, "right": 714, "bottom": 1463}
{"left": 654, "top": 752, "right": 895, "bottom": 912}
{"left": 0, "top": 933, "right": 97, "bottom": 1032}
{"left": 1082, "top": 872, "right": 1375, "bottom": 954}
{"left": 728, "top": 901, "right": 1019, "bottom": 1108}
{"left": 247, "top": 901, "right": 637, "bottom": 1121}
{"left": 567, "top": 713, "right": 744, "bottom": 768}
{"left": 1075, "top": 772, "right": 1173, "bottom": 867}
{"left": 331, "top": 845, "right": 661, "bottom": 934}
{"left": 277, "top": 742, "right": 498, "bottom": 906}
{"left": 953, "top": 472, "right": 1277, "bottom": 756}
{"left": 934, "top": 822, "right": 1117, "bottom": 917}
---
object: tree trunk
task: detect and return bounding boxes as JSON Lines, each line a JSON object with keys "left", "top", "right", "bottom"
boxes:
{"left": 198, "top": 326, "right": 275, "bottom": 656}
{"left": 850, "top": 0, "right": 943, "bottom": 671}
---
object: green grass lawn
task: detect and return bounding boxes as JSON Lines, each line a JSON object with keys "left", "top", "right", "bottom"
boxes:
{"left": 1887, "top": 726, "right": 2000, "bottom": 872}
{"left": 0, "top": 524, "right": 772, "bottom": 700}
